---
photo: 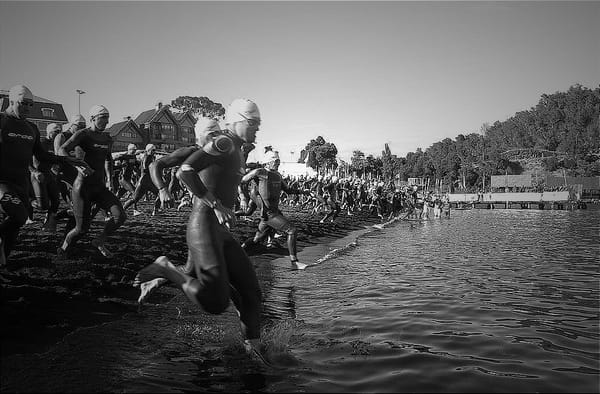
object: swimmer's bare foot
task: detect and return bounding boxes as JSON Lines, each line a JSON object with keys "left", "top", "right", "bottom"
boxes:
{"left": 133, "top": 256, "right": 175, "bottom": 287}
{"left": 291, "top": 259, "right": 307, "bottom": 270}
{"left": 137, "top": 277, "right": 168, "bottom": 304}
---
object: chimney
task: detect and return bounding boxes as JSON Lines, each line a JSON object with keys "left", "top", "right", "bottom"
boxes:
{"left": 124, "top": 116, "right": 131, "bottom": 121}
{"left": 155, "top": 101, "right": 162, "bottom": 111}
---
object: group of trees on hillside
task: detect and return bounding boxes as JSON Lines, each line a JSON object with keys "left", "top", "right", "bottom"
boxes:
{"left": 300, "top": 84, "right": 599, "bottom": 190}
{"left": 172, "top": 85, "right": 599, "bottom": 191}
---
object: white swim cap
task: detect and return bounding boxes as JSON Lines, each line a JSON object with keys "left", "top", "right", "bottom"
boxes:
{"left": 9, "top": 85, "right": 33, "bottom": 102}
{"left": 71, "top": 114, "right": 85, "bottom": 123}
{"left": 127, "top": 143, "right": 137, "bottom": 151}
{"left": 69, "top": 114, "right": 86, "bottom": 126}
{"left": 145, "top": 143, "right": 156, "bottom": 152}
{"left": 194, "top": 117, "right": 221, "bottom": 141}
{"left": 225, "top": 98, "right": 260, "bottom": 124}
{"left": 46, "top": 123, "right": 61, "bottom": 133}
{"left": 89, "top": 104, "right": 109, "bottom": 119}
{"left": 331, "top": 176, "right": 339, "bottom": 183}
{"left": 262, "top": 150, "right": 280, "bottom": 164}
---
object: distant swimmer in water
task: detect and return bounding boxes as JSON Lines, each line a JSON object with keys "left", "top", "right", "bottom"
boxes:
{"left": 133, "top": 99, "right": 265, "bottom": 357}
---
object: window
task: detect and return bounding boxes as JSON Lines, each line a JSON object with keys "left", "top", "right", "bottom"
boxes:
{"left": 182, "top": 127, "right": 194, "bottom": 143}
{"left": 36, "top": 121, "right": 49, "bottom": 133}
{"left": 151, "top": 123, "right": 162, "bottom": 140}
{"left": 41, "top": 108, "right": 55, "bottom": 118}
{"left": 162, "top": 123, "right": 174, "bottom": 139}
{"left": 121, "top": 131, "right": 136, "bottom": 138}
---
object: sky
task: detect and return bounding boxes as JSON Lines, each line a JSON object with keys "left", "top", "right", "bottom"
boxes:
{"left": 1, "top": 1, "right": 598, "bottom": 163}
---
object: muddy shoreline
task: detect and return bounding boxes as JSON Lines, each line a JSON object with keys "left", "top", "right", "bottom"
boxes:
{"left": 1, "top": 202, "right": 380, "bottom": 383}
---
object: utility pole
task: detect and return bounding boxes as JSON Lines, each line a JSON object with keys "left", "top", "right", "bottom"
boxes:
{"left": 76, "top": 89, "right": 86, "bottom": 114}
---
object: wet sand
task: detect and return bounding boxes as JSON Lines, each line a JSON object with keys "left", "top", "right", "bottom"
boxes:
{"left": 1, "top": 202, "right": 380, "bottom": 392}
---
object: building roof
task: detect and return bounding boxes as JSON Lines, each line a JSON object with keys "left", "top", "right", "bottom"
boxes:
{"left": 173, "top": 112, "right": 186, "bottom": 122}
{"left": 134, "top": 108, "right": 157, "bottom": 125}
{"left": 106, "top": 119, "right": 143, "bottom": 138}
{"left": 174, "top": 110, "right": 197, "bottom": 126}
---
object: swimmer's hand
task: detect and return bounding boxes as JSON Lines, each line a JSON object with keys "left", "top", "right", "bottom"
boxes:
{"left": 158, "top": 188, "right": 173, "bottom": 209}
{"left": 65, "top": 157, "right": 88, "bottom": 169}
{"left": 31, "top": 170, "right": 45, "bottom": 183}
{"left": 213, "top": 200, "right": 235, "bottom": 228}
{"left": 239, "top": 198, "right": 248, "bottom": 212}
{"left": 66, "top": 157, "right": 92, "bottom": 177}
{"left": 74, "top": 165, "right": 93, "bottom": 177}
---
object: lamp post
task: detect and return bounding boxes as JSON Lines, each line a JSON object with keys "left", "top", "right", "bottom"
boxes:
{"left": 76, "top": 89, "right": 86, "bottom": 114}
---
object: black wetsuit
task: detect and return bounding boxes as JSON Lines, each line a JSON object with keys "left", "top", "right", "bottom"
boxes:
{"left": 30, "top": 136, "right": 61, "bottom": 214}
{"left": 123, "top": 152, "right": 159, "bottom": 212}
{"left": 0, "top": 112, "right": 67, "bottom": 257}
{"left": 322, "top": 181, "right": 341, "bottom": 221}
{"left": 178, "top": 131, "right": 261, "bottom": 340}
{"left": 59, "top": 128, "right": 125, "bottom": 247}
{"left": 243, "top": 167, "right": 307, "bottom": 257}
{"left": 116, "top": 153, "right": 139, "bottom": 198}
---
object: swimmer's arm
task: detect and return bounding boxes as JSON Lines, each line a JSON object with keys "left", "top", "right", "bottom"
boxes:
{"left": 150, "top": 146, "right": 197, "bottom": 190}
{"left": 58, "top": 130, "right": 84, "bottom": 158}
{"left": 240, "top": 168, "right": 262, "bottom": 184}
{"left": 105, "top": 145, "right": 114, "bottom": 189}
{"left": 112, "top": 151, "right": 133, "bottom": 161}
{"left": 32, "top": 127, "right": 77, "bottom": 167}
{"left": 53, "top": 133, "right": 66, "bottom": 155}
{"left": 177, "top": 149, "right": 216, "bottom": 204}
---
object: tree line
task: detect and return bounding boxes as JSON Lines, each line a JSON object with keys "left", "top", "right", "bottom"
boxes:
{"left": 301, "top": 84, "right": 599, "bottom": 190}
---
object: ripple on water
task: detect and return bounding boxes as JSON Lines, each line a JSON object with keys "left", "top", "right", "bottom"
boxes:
{"left": 270, "top": 210, "right": 599, "bottom": 393}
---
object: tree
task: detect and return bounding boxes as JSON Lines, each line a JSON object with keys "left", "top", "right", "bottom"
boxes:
{"left": 350, "top": 150, "right": 367, "bottom": 177}
{"left": 426, "top": 138, "right": 460, "bottom": 188}
{"left": 170, "top": 96, "right": 225, "bottom": 119}
{"left": 364, "top": 154, "right": 383, "bottom": 179}
{"left": 381, "top": 143, "right": 400, "bottom": 182}
{"left": 300, "top": 136, "right": 338, "bottom": 174}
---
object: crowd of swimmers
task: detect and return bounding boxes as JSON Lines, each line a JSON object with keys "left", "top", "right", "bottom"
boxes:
{"left": 0, "top": 84, "right": 450, "bottom": 361}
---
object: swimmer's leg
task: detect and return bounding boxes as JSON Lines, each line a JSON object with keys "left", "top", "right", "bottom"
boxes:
{"left": 135, "top": 250, "right": 195, "bottom": 304}
{"left": 224, "top": 236, "right": 262, "bottom": 341}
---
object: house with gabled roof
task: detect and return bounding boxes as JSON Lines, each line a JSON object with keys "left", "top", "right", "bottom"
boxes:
{"left": 173, "top": 110, "right": 197, "bottom": 148}
{"left": 106, "top": 117, "right": 146, "bottom": 152}
{"left": 134, "top": 102, "right": 182, "bottom": 151}
{"left": 0, "top": 89, "right": 68, "bottom": 137}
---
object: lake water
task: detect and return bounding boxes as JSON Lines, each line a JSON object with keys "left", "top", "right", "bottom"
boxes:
{"left": 249, "top": 209, "right": 599, "bottom": 393}
{"left": 4, "top": 209, "right": 598, "bottom": 392}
